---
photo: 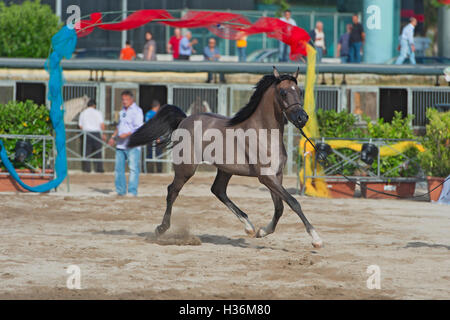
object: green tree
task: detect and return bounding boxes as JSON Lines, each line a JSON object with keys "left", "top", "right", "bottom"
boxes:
{"left": 0, "top": 0, "right": 61, "bottom": 58}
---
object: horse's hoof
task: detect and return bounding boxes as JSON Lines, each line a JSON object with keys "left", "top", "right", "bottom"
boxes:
{"left": 256, "top": 228, "right": 268, "bottom": 238}
{"left": 155, "top": 225, "right": 166, "bottom": 237}
{"left": 245, "top": 227, "right": 256, "bottom": 237}
{"left": 312, "top": 240, "right": 323, "bottom": 248}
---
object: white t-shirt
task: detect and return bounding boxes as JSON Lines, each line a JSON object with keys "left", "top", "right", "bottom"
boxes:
{"left": 280, "top": 17, "right": 297, "bottom": 26}
{"left": 314, "top": 29, "right": 325, "bottom": 49}
{"left": 78, "top": 107, "right": 104, "bottom": 132}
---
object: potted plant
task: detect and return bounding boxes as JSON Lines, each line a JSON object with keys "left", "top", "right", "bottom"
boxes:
{"left": 419, "top": 108, "right": 450, "bottom": 202}
{"left": 316, "top": 109, "right": 363, "bottom": 198}
{"left": 360, "top": 112, "right": 421, "bottom": 199}
{"left": 0, "top": 100, "right": 54, "bottom": 192}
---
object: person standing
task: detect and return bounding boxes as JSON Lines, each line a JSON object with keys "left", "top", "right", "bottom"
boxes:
{"left": 178, "top": 30, "right": 198, "bottom": 61}
{"left": 119, "top": 41, "right": 136, "bottom": 61}
{"left": 143, "top": 31, "right": 157, "bottom": 61}
{"left": 279, "top": 9, "right": 297, "bottom": 62}
{"left": 349, "top": 14, "right": 365, "bottom": 63}
{"left": 144, "top": 100, "right": 163, "bottom": 173}
{"left": 78, "top": 99, "right": 105, "bottom": 173}
{"left": 337, "top": 24, "right": 352, "bottom": 63}
{"left": 108, "top": 91, "right": 144, "bottom": 197}
{"left": 167, "top": 27, "right": 182, "bottom": 60}
{"left": 203, "top": 38, "right": 225, "bottom": 83}
{"left": 236, "top": 31, "right": 247, "bottom": 62}
{"left": 395, "top": 17, "right": 417, "bottom": 65}
{"left": 310, "top": 21, "right": 326, "bottom": 63}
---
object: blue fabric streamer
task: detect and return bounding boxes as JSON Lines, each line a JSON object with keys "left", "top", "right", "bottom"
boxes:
{"left": 0, "top": 26, "right": 77, "bottom": 192}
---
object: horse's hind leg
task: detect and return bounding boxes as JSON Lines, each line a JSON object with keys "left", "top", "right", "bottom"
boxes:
{"left": 211, "top": 169, "right": 256, "bottom": 236}
{"left": 256, "top": 191, "right": 283, "bottom": 238}
{"left": 155, "top": 164, "right": 196, "bottom": 237}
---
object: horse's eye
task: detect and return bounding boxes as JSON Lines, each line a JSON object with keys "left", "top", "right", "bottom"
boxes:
{"left": 280, "top": 89, "right": 287, "bottom": 97}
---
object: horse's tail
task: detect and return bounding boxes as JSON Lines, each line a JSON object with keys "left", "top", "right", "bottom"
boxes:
{"left": 128, "top": 104, "right": 187, "bottom": 149}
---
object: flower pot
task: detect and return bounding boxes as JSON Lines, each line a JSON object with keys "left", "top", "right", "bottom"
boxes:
{"left": 426, "top": 176, "right": 445, "bottom": 202}
{"left": 0, "top": 169, "right": 53, "bottom": 192}
{"left": 326, "top": 179, "right": 356, "bottom": 198}
{"left": 361, "top": 181, "right": 416, "bottom": 199}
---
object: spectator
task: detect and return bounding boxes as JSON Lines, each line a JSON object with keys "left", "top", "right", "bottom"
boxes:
{"left": 178, "top": 30, "right": 198, "bottom": 61}
{"left": 78, "top": 99, "right": 105, "bottom": 173}
{"left": 310, "top": 21, "right": 326, "bottom": 63}
{"left": 236, "top": 31, "right": 247, "bottom": 62}
{"left": 120, "top": 41, "right": 136, "bottom": 61}
{"left": 145, "top": 100, "right": 163, "bottom": 173}
{"left": 108, "top": 91, "right": 144, "bottom": 197}
{"left": 167, "top": 27, "right": 182, "bottom": 60}
{"left": 395, "top": 17, "right": 417, "bottom": 65}
{"left": 337, "top": 24, "right": 352, "bottom": 63}
{"left": 279, "top": 9, "right": 297, "bottom": 62}
{"left": 349, "top": 14, "right": 365, "bottom": 63}
{"left": 143, "top": 31, "right": 157, "bottom": 61}
{"left": 204, "top": 38, "right": 225, "bottom": 83}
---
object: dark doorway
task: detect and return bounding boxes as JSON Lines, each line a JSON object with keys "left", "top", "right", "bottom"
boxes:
{"left": 139, "top": 85, "right": 168, "bottom": 116}
{"left": 379, "top": 88, "right": 408, "bottom": 122}
{"left": 16, "top": 82, "right": 46, "bottom": 106}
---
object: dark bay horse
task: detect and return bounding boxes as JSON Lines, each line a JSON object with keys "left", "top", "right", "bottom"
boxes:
{"left": 129, "top": 67, "right": 323, "bottom": 248}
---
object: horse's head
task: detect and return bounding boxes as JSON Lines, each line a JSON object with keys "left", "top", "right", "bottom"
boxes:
{"left": 273, "top": 66, "right": 309, "bottom": 129}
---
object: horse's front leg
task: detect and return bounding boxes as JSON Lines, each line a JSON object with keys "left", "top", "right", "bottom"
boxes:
{"left": 256, "top": 190, "right": 283, "bottom": 238}
{"left": 258, "top": 175, "right": 323, "bottom": 248}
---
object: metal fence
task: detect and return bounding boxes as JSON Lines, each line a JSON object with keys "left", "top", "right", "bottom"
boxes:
{"left": 298, "top": 137, "right": 424, "bottom": 195}
{"left": 0, "top": 134, "right": 55, "bottom": 178}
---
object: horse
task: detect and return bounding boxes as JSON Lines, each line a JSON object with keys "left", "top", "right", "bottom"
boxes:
{"left": 128, "top": 67, "right": 323, "bottom": 248}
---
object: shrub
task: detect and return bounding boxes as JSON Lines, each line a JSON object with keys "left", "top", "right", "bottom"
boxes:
{"left": 316, "top": 109, "right": 363, "bottom": 175}
{"left": 419, "top": 108, "right": 450, "bottom": 177}
{"left": 0, "top": 0, "right": 61, "bottom": 58}
{"left": 364, "top": 111, "right": 420, "bottom": 177}
{"left": 0, "top": 100, "right": 53, "bottom": 170}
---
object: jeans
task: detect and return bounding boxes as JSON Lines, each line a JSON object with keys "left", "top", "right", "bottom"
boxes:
{"left": 340, "top": 55, "right": 349, "bottom": 63}
{"left": 316, "top": 47, "right": 323, "bottom": 63}
{"left": 349, "top": 42, "right": 362, "bottom": 63}
{"left": 115, "top": 147, "right": 141, "bottom": 196}
{"left": 279, "top": 42, "right": 289, "bottom": 62}
{"left": 237, "top": 47, "right": 246, "bottom": 62}
{"left": 395, "top": 39, "right": 416, "bottom": 65}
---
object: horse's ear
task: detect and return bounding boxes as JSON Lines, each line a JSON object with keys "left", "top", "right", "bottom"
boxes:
{"left": 293, "top": 67, "right": 300, "bottom": 79}
{"left": 273, "top": 66, "right": 280, "bottom": 78}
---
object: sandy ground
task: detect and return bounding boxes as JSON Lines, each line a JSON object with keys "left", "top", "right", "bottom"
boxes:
{"left": 0, "top": 172, "right": 449, "bottom": 299}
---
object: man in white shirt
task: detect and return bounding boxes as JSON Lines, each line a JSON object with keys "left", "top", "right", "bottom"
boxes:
{"left": 279, "top": 9, "right": 297, "bottom": 62}
{"left": 310, "top": 21, "right": 326, "bottom": 62}
{"left": 395, "top": 17, "right": 417, "bottom": 65}
{"left": 78, "top": 99, "right": 106, "bottom": 173}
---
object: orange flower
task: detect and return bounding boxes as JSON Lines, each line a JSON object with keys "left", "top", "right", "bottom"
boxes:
{"left": 23, "top": 122, "right": 28, "bottom": 127}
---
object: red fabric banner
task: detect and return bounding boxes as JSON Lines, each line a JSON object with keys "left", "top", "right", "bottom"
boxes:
{"left": 77, "top": 10, "right": 311, "bottom": 58}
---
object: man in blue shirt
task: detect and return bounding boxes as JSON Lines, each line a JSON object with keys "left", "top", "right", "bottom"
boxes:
{"left": 144, "top": 100, "right": 163, "bottom": 173}
{"left": 337, "top": 24, "right": 352, "bottom": 63}
{"left": 203, "top": 38, "right": 225, "bottom": 83}
{"left": 178, "top": 30, "right": 198, "bottom": 60}
{"left": 396, "top": 17, "right": 417, "bottom": 65}
{"left": 108, "top": 90, "right": 144, "bottom": 196}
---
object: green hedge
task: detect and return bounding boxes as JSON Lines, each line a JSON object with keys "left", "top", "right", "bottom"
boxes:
{"left": 0, "top": 0, "right": 61, "bottom": 58}
{"left": 313, "top": 109, "right": 420, "bottom": 177}
{"left": 419, "top": 109, "right": 450, "bottom": 177}
{"left": 0, "top": 100, "right": 53, "bottom": 169}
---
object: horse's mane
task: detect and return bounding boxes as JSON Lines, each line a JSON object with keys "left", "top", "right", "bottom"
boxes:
{"left": 227, "top": 73, "right": 297, "bottom": 126}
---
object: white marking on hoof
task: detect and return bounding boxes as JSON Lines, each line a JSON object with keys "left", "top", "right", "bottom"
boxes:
{"left": 256, "top": 228, "right": 268, "bottom": 238}
{"left": 243, "top": 219, "right": 256, "bottom": 237}
{"left": 310, "top": 229, "right": 323, "bottom": 248}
